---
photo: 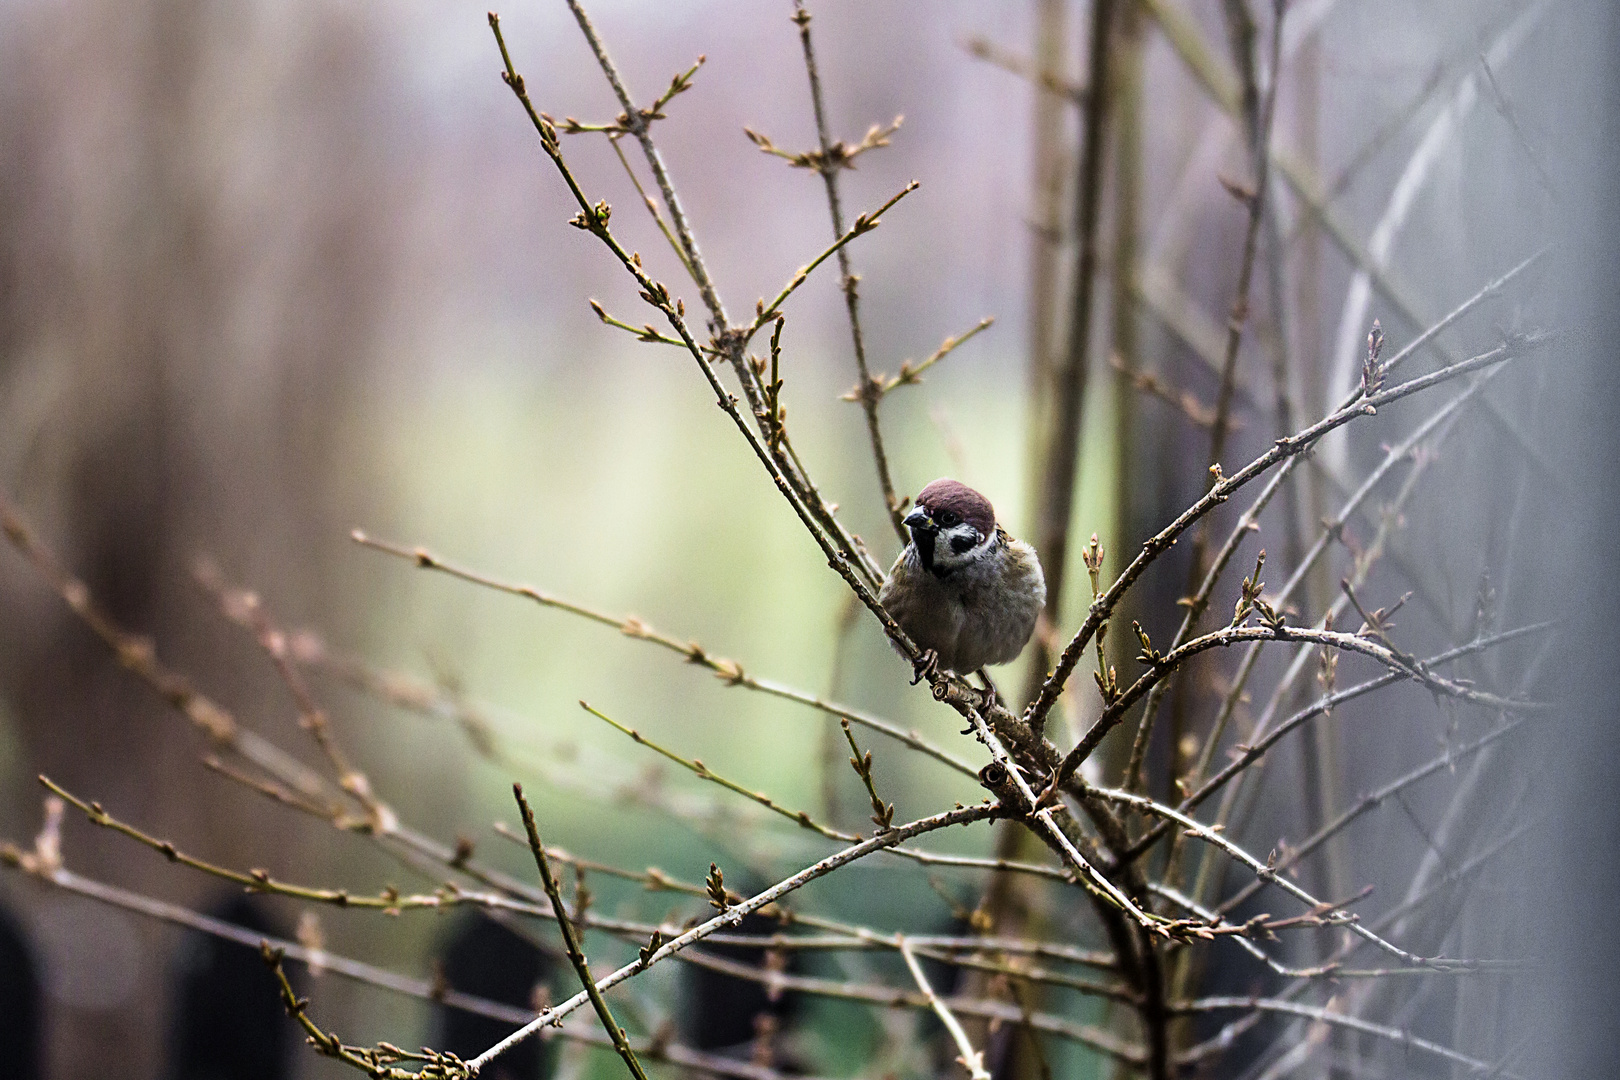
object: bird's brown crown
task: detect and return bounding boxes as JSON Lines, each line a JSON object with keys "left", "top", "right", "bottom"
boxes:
{"left": 915, "top": 478, "right": 996, "bottom": 537}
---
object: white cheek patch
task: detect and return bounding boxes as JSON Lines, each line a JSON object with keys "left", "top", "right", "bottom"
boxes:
{"left": 932, "top": 526, "right": 988, "bottom": 570}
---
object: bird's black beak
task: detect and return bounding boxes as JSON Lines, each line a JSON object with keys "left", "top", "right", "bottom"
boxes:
{"left": 903, "top": 506, "right": 936, "bottom": 535}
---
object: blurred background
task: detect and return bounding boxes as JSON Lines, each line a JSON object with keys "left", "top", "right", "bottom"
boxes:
{"left": 0, "top": 0, "right": 1612, "bottom": 1077}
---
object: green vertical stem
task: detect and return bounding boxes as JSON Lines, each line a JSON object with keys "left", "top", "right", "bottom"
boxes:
{"left": 1021, "top": 0, "right": 1073, "bottom": 546}
{"left": 1105, "top": 2, "right": 1144, "bottom": 781}
{"left": 513, "top": 784, "right": 650, "bottom": 1080}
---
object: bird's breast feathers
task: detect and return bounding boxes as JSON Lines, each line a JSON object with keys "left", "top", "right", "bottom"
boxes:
{"left": 880, "top": 531, "right": 1046, "bottom": 672}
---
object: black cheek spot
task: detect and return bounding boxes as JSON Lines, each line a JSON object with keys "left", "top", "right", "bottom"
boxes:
{"left": 950, "top": 533, "right": 976, "bottom": 555}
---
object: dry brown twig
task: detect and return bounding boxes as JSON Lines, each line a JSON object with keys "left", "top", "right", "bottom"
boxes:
{"left": 959, "top": 33, "right": 1087, "bottom": 104}
{"left": 781, "top": 0, "right": 909, "bottom": 537}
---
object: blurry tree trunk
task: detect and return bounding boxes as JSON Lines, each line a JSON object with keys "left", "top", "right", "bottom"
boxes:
{"left": 0, "top": 1, "right": 392, "bottom": 1076}
{"left": 1024, "top": 0, "right": 1116, "bottom": 720}
{"left": 983, "top": 2, "right": 1137, "bottom": 1077}
{"left": 1020, "top": 0, "right": 1074, "bottom": 542}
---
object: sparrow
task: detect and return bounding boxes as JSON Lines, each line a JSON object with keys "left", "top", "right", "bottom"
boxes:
{"left": 878, "top": 478, "right": 1047, "bottom": 678}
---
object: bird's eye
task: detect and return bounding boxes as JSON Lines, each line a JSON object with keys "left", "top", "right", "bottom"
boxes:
{"left": 936, "top": 510, "right": 960, "bottom": 528}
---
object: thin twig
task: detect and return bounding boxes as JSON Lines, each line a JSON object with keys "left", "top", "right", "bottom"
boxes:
{"left": 39, "top": 775, "right": 527, "bottom": 916}
{"left": 1, "top": 857, "right": 809, "bottom": 1080}
{"left": 959, "top": 33, "right": 1086, "bottom": 104}
{"left": 1178, "top": 251, "right": 1547, "bottom": 771}
{"left": 514, "top": 784, "right": 650, "bottom": 1080}
{"left": 1163, "top": 0, "right": 1286, "bottom": 789}
{"left": 192, "top": 561, "right": 391, "bottom": 828}
{"left": 349, "top": 531, "right": 976, "bottom": 777}
{"left": 0, "top": 492, "right": 343, "bottom": 810}
{"left": 1087, "top": 786, "right": 1493, "bottom": 971}
{"left": 1108, "top": 355, "right": 1226, "bottom": 430}
{"left": 1141, "top": 360, "right": 1499, "bottom": 800}
{"left": 849, "top": 316, "right": 995, "bottom": 401}
{"left": 465, "top": 802, "right": 1003, "bottom": 1072}
{"left": 745, "top": 180, "right": 919, "bottom": 342}
{"left": 558, "top": 0, "right": 723, "bottom": 330}
{"left": 964, "top": 709, "right": 1163, "bottom": 931}
{"left": 792, "top": 0, "right": 909, "bottom": 539}
{"left": 1215, "top": 715, "right": 1531, "bottom": 917}
{"left": 261, "top": 944, "right": 472, "bottom": 1079}
{"left": 1205, "top": 0, "right": 1283, "bottom": 474}
{"left": 548, "top": 0, "right": 884, "bottom": 589}
{"left": 1175, "top": 996, "right": 1509, "bottom": 1075}
{"left": 581, "top": 699, "right": 850, "bottom": 840}
{"left": 1023, "top": 328, "right": 1556, "bottom": 733}
{"left": 1120, "top": 621, "right": 1553, "bottom": 862}
{"left": 1140, "top": 0, "right": 1560, "bottom": 491}
{"left": 489, "top": 16, "right": 967, "bottom": 698}
{"left": 898, "top": 934, "right": 992, "bottom": 1080}
{"left": 603, "top": 133, "right": 697, "bottom": 281}
{"left": 1046, "top": 617, "right": 1545, "bottom": 802}
{"left": 659, "top": 940, "right": 1140, "bottom": 1058}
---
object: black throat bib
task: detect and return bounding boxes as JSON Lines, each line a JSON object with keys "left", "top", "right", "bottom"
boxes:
{"left": 912, "top": 530, "right": 952, "bottom": 578}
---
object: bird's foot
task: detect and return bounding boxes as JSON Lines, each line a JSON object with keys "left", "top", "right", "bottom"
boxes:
{"left": 909, "top": 649, "right": 940, "bottom": 687}
{"left": 957, "top": 687, "right": 999, "bottom": 735}
{"left": 973, "top": 670, "right": 1003, "bottom": 712}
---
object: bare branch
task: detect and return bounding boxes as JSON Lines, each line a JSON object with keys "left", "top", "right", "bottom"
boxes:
{"left": 348, "top": 530, "right": 977, "bottom": 776}
{"left": 466, "top": 802, "right": 1002, "bottom": 1071}
{"left": 959, "top": 33, "right": 1086, "bottom": 104}
{"left": 1024, "top": 328, "right": 1556, "bottom": 732}
{"left": 898, "top": 934, "right": 992, "bottom": 1080}
{"left": 514, "top": 784, "right": 650, "bottom": 1080}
